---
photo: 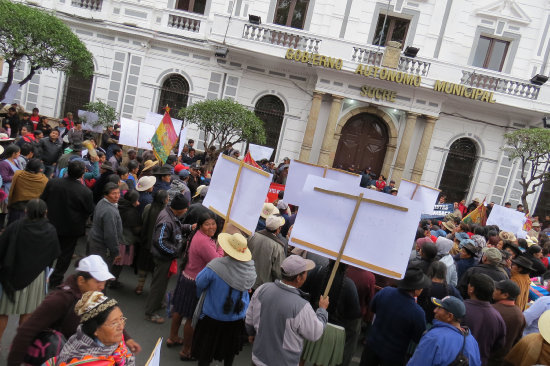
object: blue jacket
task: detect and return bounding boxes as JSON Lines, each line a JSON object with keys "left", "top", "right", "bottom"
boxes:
{"left": 196, "top": 267, "right": 250, "bottom": 322}
{"left": 407, "top": 320, "right": 481, "bottom": 366}
{"left": 367, "top": 287, "right": 426, "bottom": 364}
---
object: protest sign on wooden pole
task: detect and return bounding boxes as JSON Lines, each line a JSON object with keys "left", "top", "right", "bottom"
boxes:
{"left": 203, "top": 154, "right": 272, "bottom": 235}
{"left": 290, "top": 176, "right": 420, "bottom": 280}
{"left": 398, "top": 179, "right": 441, "bottom": 214}
{"left": 145, "top": 337, "right": 162, "bottom": 366}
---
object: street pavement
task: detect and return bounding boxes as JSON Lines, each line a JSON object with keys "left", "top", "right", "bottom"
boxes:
{"left": 0, "top": 239, "right": 362, "bottom": 365}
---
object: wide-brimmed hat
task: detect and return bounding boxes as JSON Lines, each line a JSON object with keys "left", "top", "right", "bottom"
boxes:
{"left": 218, "top": 233, "right": 252, "bottom": 261}
{"left": 100, "top": 161, "right": 114, "bottom": 172}
{"left": 266, "top": 215, "right": 285, "bottom": 230}
{"left": 539, "top": 310, "right": 550, "bottom": 343}
{"left": 503, "top": 242, "right": 522, "bottom": 257}
{"left": 260, "top": 202, "right": 279, "bottom": 219}
{"left": 71, "top": 142, "right": 84, "bottom": 152}
{"left": 136, "top": 176, "right": 156, "bottom": 191}
{"left": 193, "top": 185, "right": 207, "bottom": 199}
{"left": 153, "top": 166, "right": 173, "bottom": 176}
{"left": 511, "top": 256, "right": 534, "bottom": 271}
{"left": 398, "top": 266, "right": 431, "bottom": 290}
{"left": 142, "top": 160, "right": 158, "bottom": 172}
{"left": 442, "top": 221, "right": 455, "bottom": 232}
{"left": 499, "top": 231, "right": 517, "bottom": 242}
{"left": 462, "top": 243, "right": 478, "bottom": 256}
{"left": 532, "top": 222, "right": 541, "bottom": 228}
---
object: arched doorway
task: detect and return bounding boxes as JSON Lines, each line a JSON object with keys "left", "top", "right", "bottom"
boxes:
{"left": 254, "top": 95, "right": 285, "bottom": 161}
{"left": 439, "top": 138, "right": 478, "bottom": 202}
{"left": 157, "top": 74, "right": 189, "bottom": 118}
{"left": 333, "top": 113, "right": 388, "bottom": 174}
{"left": 62, "top": 74, "right": 93, "bottom": 118}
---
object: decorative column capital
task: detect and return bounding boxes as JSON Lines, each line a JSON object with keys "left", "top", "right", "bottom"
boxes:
{"left": 406, "top": 112, "right": 421, "bottom": 119}
{"left": 425, "top": 115, "right": 439, "bottom": 124}
{"left": 312, "top": 91, "right": 325, "bottom": 99}
{"left": 331, "top": 95, "right": 345, "bottom": 102}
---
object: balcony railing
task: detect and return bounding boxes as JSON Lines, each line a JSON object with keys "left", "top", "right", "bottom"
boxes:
{"left": 168, "top": 12, "right": 203, "bottom": 33}
{"left": 243, "top": 24, "right": 321, "bottom": 53}
{"left": 460, "top": 70, "right": 540, "bottom": 100}
{"left": 71, "top": 0, "right": 102, "bottom": 11}
{"left": 351, "top": 47, "right": 431, "bottom": 76}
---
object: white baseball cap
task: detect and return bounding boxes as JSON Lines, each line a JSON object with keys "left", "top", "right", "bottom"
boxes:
{"left": 76, "top": 255, "right": 115, "bottom": 281}
{"left": 266, "top": 215, "right": 285, "bottom": 230}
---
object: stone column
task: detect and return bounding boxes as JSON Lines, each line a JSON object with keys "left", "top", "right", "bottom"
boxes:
{"left": 391, "top": 112, "right": 420, "bottom": 183}
{"left": 411, "top": 116, "right": 438, "bottom": 182}
{"left": 299, "top": 91, "right": 325, "bottom": 162}
{"left": 317, "top": 95, "right": 344, "bottom": 166}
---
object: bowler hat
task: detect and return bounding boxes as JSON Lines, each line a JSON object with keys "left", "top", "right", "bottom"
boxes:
{"left": 153, "top": 166, "right": 173, "bottom": 176}
{"left": 398, "top": 266, "right": 431, "bottom": 290}
{"left": 511, "top": 256, "right": 534, "bottom": 271}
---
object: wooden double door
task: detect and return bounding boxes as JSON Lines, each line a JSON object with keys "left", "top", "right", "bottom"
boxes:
{"left": 333, "top": 113, "right": 388, "bottom": 176}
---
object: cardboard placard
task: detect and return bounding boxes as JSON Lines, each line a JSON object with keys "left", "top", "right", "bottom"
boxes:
{"left": 398, "top": 179, "right": 441, "bottom": 215}
{"left": 487, "top": 204, "right": 527, "bottom": 235}
{"left": 202, "top": 154, "right": 272, "bottom": 235}
{"left": 284, "top": 160, "right": 361, "bottom": 206}
{"left": 118, "top": 117, "right": 139, "bottom": 147}
{"left": 77, "top": 110, "right": 103, "bottom": 133}
{"left": 290, "top": 175, "right": 422, "bottom": 279}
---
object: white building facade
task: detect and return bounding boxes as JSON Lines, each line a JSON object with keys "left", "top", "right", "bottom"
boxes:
{"left": 4, "top": 0, "right": 550, "bottom": 214}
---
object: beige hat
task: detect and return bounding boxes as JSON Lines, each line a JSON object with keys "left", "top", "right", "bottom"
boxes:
{"left": 539, "top": 310, "right": 550, "bottom": 343}
{"left": 193, "top": 185, "right": 207, "bottom": 199}
{"left": 136, "top": 176, "right": 156, "bottom": 191}
{"left": 218, "top": 233, "right": 252, "bottom": 261}
{"left": 442, "top": 221, "right": 456, "bottom": 232}
{"left": 526, "top": 238, "right": 536, "bottom": 247}
{"left": 142, "top": 160, "right": 158, "bottom": 172}
{"left": 75, "top": 291, "right": 118, "bottom": 323}
{"left": 499, "top": 231, "right": 517, "bottom": 242}
{"left": 260, "top": 202, "right": 279, "bottom": 219}
{"left": 532, "top": 222, "right": 541, "bottom": 227}
{"left": 266, "top": 215, "right": 285, "bottom": 230}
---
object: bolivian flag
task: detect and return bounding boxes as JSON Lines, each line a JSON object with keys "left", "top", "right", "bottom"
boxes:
{"left": 151, "top": 106, "right": 178, "bottom": 164}
{"left": 462, "top": 198, "right": 487, "bottom": 226}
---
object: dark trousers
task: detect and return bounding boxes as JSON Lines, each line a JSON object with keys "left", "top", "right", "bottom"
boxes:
{"left": 145, "top": 257, "right": 172, "bottom": 315}
{"left": 360, "top": 344, "right": 405, "bottom": 366}
{"left": 50, "top": 235, "right": 80, "bottom": 288}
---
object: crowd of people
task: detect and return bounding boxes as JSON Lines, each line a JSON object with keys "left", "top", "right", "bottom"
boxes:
{"left": 0, "top": 104, "right": 550, "bottom": 366}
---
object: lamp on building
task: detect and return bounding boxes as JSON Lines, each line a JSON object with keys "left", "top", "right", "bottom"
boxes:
{"left": 215, "top": 47, "right": 229, "bottom": 58}
{"left": 403, "top": 46, "right": 419, "bottom": 58}
{"left": 530, "top": 74, "right": 548, "bottom": 85}
{"left": 249, "top": 14, "right": 261, "bottom": 25}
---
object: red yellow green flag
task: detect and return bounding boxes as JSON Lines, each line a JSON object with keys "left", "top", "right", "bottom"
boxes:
{"left": 462, "top": 198, "right": 487, "bottom": 226}
{"left": 151, "top": 106, "right": 178, "bottom": 164}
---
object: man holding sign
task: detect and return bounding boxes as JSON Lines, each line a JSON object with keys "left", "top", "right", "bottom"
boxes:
{"left": 246, "top": 255, "right": 329, "bottom": 366}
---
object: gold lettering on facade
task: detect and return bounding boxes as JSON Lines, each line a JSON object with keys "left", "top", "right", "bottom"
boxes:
{"left": 433, "top": 80, "right": 496, "bottom": 103}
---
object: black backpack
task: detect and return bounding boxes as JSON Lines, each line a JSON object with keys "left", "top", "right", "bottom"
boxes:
{"left": 448, "top": 328, "right": 470, "bottom": 366}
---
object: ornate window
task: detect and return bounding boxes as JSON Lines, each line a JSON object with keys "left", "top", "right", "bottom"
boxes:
{"left": 254, "top": 95, "right": 285, "bottom": 160}
{"left": 273, "top": 0, "right": 310, "bottom": 29}
{"left": 62, "top": 74, "right": 93, "bottom": 119}
{"left": 472, "top": 36, "right": 510, "bottom": 72}
{"left": 439, "top": 138, "right": 478, "bottom": 203}
{"left": 157, "top": 74, "right": 189, "bottom": 118}
{"left": 175, "top": 0, "right": 207, "bottom": 14}
{"left": 373, "top": 14, "right": 410, "bottom": 48}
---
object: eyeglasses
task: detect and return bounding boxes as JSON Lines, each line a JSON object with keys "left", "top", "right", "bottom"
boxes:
{"left": 105, "top": 317, "right": 127, "bottom": 329}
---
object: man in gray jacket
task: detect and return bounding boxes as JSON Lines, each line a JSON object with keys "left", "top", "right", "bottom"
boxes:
{"left": 248, "top": 214, "right": 287, "bottom": 290}
{"left": 246, "top": 255, "right": 329, "bottom": 366}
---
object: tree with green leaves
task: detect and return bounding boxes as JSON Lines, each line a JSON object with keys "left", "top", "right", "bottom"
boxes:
{"left": 178, "top": 98, "right": 266, "bottom": 156}
{"left": 502, "top": 128, "right": 550, "bottom": 213}
{"left": 81, "top": 100, "right": 119, "bottom": 128}
{"left": 0, "top": 0, "right": 93, "bottom": 102}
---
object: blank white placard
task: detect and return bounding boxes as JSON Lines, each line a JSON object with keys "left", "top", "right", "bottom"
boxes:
{"left": 137, "top": 123, "right": 156, "bottom": 150}
{"left": 398, "top": 179, "right": 440, "bottom": 215}
{"left": 202, "top": 154, "right": 272, "bottom": 234}
{"left": 284, "top": 160, "right": 361, "bottom": 206}
{"left": 290, "top": 175, "right": 422, "bottom": 279}
{"left": 487, "top": 204, "right": 527, "bottom": 235}
{"left": 118, "top": 118, "right": 139, "bottom": 147}
{"left": 248, "top": 144, "right": 274, "bottom": 161}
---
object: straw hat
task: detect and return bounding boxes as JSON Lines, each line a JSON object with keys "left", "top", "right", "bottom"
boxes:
{"left": 142, "top": 160, "right": 158, "bottom": 172}
{"left": 499, "top": 231, "right": 517, "bottom": 242}
{"left": 442, "top": 221, "right": 456, "bottom": 232}
{"left": 539, "top": 310, "right": 550, "bottom": 343}
{"left": 218, "top": 233, "right": 252, "bottom": 261}
{"left": 260, "top": 202, "right": 279, "bottom": 219}
{"left": 193, "top": 185, "right": 207, "bottom": 199}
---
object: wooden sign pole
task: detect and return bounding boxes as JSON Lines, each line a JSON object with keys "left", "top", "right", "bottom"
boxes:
{"left": 222, "top": 160, "right": 244, "bottom": 232}
{"left": 411, "top": 183, "right": 419, "bottom": 200}
{"left": 323, "top": 192, "right": 364, "bottom": 297}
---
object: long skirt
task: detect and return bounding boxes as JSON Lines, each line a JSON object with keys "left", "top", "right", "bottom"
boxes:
{"left": 115, "top": 244, "right": 134, "bottom": 266}
{"left": 0, "top": 271, "right": 46, "bottom": 315}
{"left": 191, "top": 315, "right": 245, "bottom": 362}
{"left": 171, "top": 274, "right": 198, "bottom": 317}
{"left": 302, "top": 323, "right": 345, "bottom": 366}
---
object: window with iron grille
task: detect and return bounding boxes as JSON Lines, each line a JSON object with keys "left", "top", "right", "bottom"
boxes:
{"left": 158, "top": 74, "right": 189, "bottom": 118}
{"left": 254, "top": 95, "right": 285, "bottom": 161}
{"left": 439, "top": 138, "right": 478, "bottom": 203}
